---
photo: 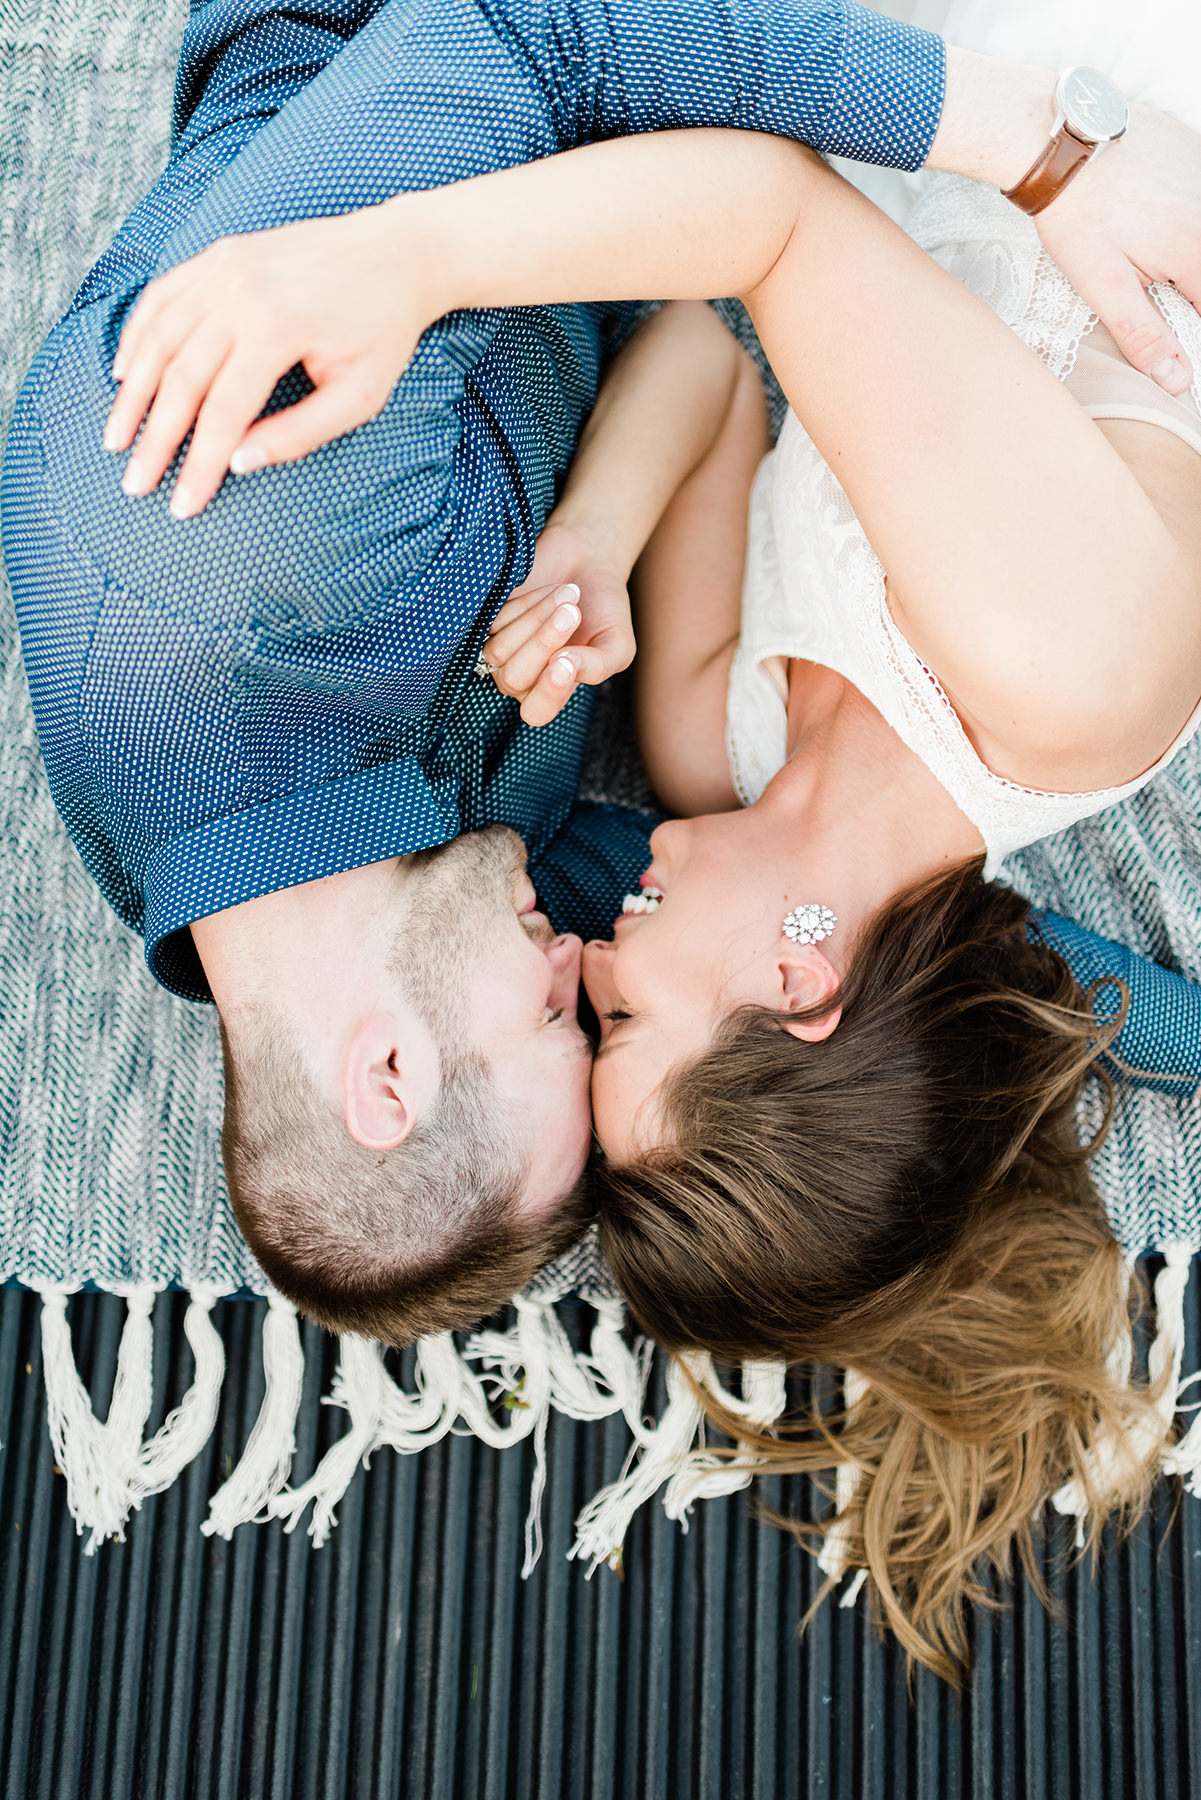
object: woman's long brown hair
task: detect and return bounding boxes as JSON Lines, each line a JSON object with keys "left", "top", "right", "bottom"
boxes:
{"left": 596, "top": 862, "right": 1166, "bottom": 1682}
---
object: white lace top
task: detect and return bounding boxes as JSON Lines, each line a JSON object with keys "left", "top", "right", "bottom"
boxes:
{"left": 726, "top": 175, "right": 1201, "bottom": 879}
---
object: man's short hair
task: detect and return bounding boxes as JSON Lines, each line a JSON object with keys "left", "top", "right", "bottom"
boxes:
{"left": 219, "top": 1016, "right": 591, "bottom": 1345}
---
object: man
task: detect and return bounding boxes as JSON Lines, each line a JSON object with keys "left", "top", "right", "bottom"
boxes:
{"left": 5, "top": 0, "right": 1201, "bottom": 1342}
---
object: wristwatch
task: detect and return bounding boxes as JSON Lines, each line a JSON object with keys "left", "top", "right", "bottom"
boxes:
{"left": 1002, "top": 66, "right": 1129, "bottom": 217}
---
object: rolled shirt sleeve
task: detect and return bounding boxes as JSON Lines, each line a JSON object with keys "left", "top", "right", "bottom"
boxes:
{"left": 1033, "top": 913, "right": 1201, "bottom": 1099}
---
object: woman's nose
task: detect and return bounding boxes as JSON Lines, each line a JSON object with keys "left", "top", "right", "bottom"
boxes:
{"left": 648, "top": 817, "right": 689, "bottom": 866}
{"left": 580, "top": 939, "right": 615, "bottom": 1010}
{"left": 546, "top": 933, "right": 583, "bottom": 1005}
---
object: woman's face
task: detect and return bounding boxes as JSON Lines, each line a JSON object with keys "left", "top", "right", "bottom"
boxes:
{"left": 581, "top": 813, "right": 841, "bottom": 1160}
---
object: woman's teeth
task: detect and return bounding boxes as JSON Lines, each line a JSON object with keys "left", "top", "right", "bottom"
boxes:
{"left": 621, "top": 887, "right": 664, "bottom": 915}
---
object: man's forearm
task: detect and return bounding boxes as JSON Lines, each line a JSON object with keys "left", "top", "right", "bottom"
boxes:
{"left": 927, "top": 45, "right": 1056, "bottom": 189}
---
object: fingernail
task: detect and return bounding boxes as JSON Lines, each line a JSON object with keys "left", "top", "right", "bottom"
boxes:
{"left": 552, "top": 601, "right": 581, "bottom": 633}
{"left": 121, "top": 463, "right": 151, "bottom": 496}
{"left": 1151, "top": 356, "right": 1189, "bottom": 396}
{"left": 550, "top": 655, "right": 576, "bottom": 688}
{"left": 169, "top": 486, "right": 196, "bottom": 519}
{"left": 230, "top": 445, "right": 267, "bottom": 475}
{"left": 553, "top": 583, "right": 580, "bottom": 602}
{"left": 102, "top": 421, "right": 121, "bottom": 452}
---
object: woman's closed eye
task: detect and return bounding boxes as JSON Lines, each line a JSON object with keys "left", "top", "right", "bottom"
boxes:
{"left": 603, "top": 1009, "right": 632, "bottom": 1024}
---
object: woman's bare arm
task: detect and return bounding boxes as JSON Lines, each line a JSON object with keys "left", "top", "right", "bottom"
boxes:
{"left": 481, "top": 300, "right": 749, "bottom": 727}
{"left": 404, "top": 130, "right": 1196, "bottom": 788}
{"left": 629, "top": 341, "right": 768, "bottom": 815}
{"left": 105, "top": 123, "right": 1200, "bottom": 784}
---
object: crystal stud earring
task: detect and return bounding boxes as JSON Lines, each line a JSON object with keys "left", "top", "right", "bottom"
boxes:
{"left": 782, "top": 903, "right": 837, "bottom": 946}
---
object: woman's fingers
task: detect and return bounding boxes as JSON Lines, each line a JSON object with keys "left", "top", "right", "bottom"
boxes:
{"left": 488, "top": 582, "right": 565, "bottom": 637}
{"left": 517, "top": 643, "right": 614, "bottom": 726}
{"left": 116, "top": 324, "right": 237, "bottom": 499}
{"left": 167, "top": 349, "right": 293, "bottom": 517}
{"left": 485, "top": 585, "right": 580, "bottom": 689}
{"left": 105, "top": 292, "right": 215, "bottom": 459}
{"left": 228, "top": 364, "right": 395, "bottom": 475}
{"left": 111, "top": 261, "right": 193, "bottom": 383}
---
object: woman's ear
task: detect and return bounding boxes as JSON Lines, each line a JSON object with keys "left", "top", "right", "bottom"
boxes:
{"left": 777, "top": 948, "right": 842, "bottom": 1043}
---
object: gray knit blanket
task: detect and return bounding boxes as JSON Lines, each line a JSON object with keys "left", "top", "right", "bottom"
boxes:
{"left": 2, "top": 0, "right": 1198, "bottom": 1557}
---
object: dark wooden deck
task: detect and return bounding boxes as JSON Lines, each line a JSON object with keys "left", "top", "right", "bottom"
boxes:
{"left": 1, "top": 1276, "right": 1198, "bottom": 1799}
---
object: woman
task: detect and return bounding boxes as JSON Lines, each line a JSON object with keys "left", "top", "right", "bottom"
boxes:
{"left": 447, "top": 126, "right": 1201, "bottom": 1669}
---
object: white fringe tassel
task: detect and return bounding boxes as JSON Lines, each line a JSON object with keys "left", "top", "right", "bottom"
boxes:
{"left": 269, "top": 1294, "right": 648, "bottom": 1567}
{"left": 1159, "top": 1241, "right": 1201, "bottom": 1494}
{"left": 568, "top": 1352, "right": 789, "bottom": 1576}
{"left": 1052, "top": 1241, "right": 1198, "bottom": 1545}
{"left": 204, "top": 1289, "right": 303, "bottom": 1539}
{"left": 136, "top": 1286, "right": 225, "bottom": 1498}
{"left": 817, "top": 1368, "right": 870, "bottom": 1607}
{"left": 39, "top": 1283, "right": 225, "bottom": 1550}
{"left": 24, "top": 1258, "right": 1201, "bottom": 1569}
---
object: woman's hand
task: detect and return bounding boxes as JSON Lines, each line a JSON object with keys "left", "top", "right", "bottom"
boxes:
{"left": 103, "top": 201, "right": 429, "bottom": 517}
{"left": 933, "top": 52, "right": 1201, "bottom": 393}
{"left": 482, "top": 521, "right": 636, "bottom": 727}
{"left": 1033, "top": 102, "right": 1201, "bottom": 395}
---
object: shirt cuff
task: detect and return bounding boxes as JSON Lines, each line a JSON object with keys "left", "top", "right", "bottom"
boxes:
{"left": 818, "top": 1, "right": 945, "bottom": 171}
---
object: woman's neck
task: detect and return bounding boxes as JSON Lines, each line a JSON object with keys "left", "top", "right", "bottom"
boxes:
{"left": 771, "top": 661, "right": 985, "bottom": 944}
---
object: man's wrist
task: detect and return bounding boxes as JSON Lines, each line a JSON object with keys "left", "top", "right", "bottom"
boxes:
{"left": 927, "top": 46, "right": 1058, "bottom": 191}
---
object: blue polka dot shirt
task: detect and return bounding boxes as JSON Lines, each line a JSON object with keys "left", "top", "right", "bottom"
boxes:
{"left": 2, "top": 0, "right": 945, "bottom": 1002}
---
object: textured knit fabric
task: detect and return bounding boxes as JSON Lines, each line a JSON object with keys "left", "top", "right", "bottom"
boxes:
{"left": 0, "top": 0, "right": 1198, "bottom": 1308}
{"left": 1, "top": 0, "right": 945, "bottom": 1006}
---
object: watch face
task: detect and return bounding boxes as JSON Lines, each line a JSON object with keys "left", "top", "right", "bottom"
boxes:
{"left": 1058, "top": 66, "right": 1128, "bottom": 142}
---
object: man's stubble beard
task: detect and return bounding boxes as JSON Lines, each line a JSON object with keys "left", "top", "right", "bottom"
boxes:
{"left": 389, "top": 825, "right": 550, "bottom": 1040}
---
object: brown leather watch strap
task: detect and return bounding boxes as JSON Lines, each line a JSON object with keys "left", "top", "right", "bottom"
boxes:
{"left": 1002, "top": 129, "right": 1095, "bottom": 217}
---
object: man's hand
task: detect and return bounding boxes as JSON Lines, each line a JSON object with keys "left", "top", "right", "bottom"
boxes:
{"left": 104, "top": 203, "right": 428, "bottom": 517}
{"left": 932, "top": 49, "right": 1201, "bottom": 393}
{"left": 482, "top": 521, "right": 636, "bottom": 727}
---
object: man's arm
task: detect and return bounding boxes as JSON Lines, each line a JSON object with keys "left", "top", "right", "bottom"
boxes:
{"left": 105, "top": 0, "right": 942, "bottom": 513}
{"left": 529, "top": 801, "right": 661, "bottom": 950}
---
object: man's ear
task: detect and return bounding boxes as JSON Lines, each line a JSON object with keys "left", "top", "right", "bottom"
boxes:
{"left": 343, "top": 1012, "right": 430, "bottom": 1149}
{"left": 778, "top": 948, "right": 842, "bottom": 1043}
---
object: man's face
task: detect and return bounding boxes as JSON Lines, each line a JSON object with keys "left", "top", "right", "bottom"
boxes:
{"left": 396, "top": 827, "right": 594, "bottom": 1216}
